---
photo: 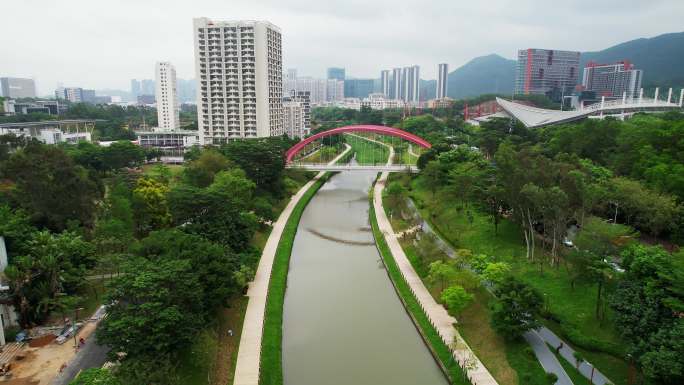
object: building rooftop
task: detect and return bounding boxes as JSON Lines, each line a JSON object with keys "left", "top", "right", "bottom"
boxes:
{"left": 0, "top": 119, "right": 104, "bottom": 129}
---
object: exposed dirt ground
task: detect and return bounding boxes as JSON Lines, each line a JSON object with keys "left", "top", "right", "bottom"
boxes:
{"left": 1, "top": 322, "right": 97, "bottom": 385}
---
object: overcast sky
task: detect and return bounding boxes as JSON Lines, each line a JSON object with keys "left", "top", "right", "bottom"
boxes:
{"left": 2, "top": 0, "right": 683, "bottom": 95}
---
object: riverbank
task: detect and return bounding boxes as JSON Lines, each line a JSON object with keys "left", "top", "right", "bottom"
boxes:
{"left": 233, "top": 146, "right": 351, "bottom": 385}
{"left": 371, "top": 172, "right": 498, "bottom": 385}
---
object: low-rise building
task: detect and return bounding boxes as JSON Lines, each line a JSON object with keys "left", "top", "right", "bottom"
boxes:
{"left": 361, "top": 93, "right": 403, "bottom": 110}
{"left": 136, "top": 129, "right": 200, "bottom": 158}
{"left": 0, "top": 120, "right": 97, "bottom": 143}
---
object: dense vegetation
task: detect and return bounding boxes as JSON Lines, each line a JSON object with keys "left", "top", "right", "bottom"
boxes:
{"left": 383, "top": 111, "right": 684, "bottom": 384}
{"left": 0, "top": 135, "right": 309, "bottom": 384}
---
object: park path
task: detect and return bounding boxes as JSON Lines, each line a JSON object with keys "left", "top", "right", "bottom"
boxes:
{"left": 232, "top": 144, "right": 351, "bottom": 385}
{"left": 401, "top": 196, "right": 615, "bottom": 385}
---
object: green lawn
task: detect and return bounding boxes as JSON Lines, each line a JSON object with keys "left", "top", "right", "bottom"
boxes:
{"left": 406, "top": 174, "right": 630, "bottom": 384}
{"left": 345, "top": 134, "right": 389, "bottom": 165}
{"left": 260, "top": 173, "right": 331, "bottom": 385}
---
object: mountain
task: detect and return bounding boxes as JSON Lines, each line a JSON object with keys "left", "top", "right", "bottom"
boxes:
{"left": 580, "top": 32, "right": 684, "bottom": 87}
{"left": 436, "top": 32, "right": 684, "bottom": 100}
{"left": 446, "top": 54, "right": 516, "bottom": 99}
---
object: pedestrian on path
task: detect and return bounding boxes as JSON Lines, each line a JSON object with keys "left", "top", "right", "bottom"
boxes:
{"left": 228, "top": 329, "right": 233, "bottom": 337}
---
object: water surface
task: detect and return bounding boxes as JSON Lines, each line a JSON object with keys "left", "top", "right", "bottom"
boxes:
{"left": 282, "top": 170, "right": 448, "bottom": 385}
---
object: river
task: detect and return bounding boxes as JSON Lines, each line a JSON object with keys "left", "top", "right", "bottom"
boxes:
{"left": 282, "top": 170, "right": 449, "bottom": 385}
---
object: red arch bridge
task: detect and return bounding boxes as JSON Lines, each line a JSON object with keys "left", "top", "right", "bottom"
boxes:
{"left": 284, "top": 125, "right": 431, "bottom": 172}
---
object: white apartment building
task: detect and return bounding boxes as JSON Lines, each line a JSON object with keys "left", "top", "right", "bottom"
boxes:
{"left": 362, "top": 93, "right": 403, "bottom": 110}
{"left": 380, "top": 70, "right": 391, "bottom": 97}
{"left": 155, "top": 61, "right": 180, "bottom": 130}
{"left": 193, "top": 18, "right": 283, "bottom": 144}
{"left": 436, "top": 63, "right": 448, "bottom": 99}
{"left": 283, "top": 100, "right": 306, "bottom": 139}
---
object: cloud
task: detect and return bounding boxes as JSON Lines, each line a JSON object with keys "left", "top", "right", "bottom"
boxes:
{"left": 1, "top": 0, "right": 682, "bottom": 95}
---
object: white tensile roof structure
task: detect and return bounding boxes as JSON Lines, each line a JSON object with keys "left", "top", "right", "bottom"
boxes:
{"left": 495, "top": 98, "right": 589, "bottom": 128}
{"left": 494, "top": 94, "right": 683, "bottom": 129}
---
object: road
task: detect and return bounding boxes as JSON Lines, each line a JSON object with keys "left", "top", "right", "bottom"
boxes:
{"left": 50, "top": 332, "right": 110, "bottom": 385}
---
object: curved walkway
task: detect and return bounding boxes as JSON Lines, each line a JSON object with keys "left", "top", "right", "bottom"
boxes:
{"left": 232, "top": 145, "right": 351, "bottom": 385}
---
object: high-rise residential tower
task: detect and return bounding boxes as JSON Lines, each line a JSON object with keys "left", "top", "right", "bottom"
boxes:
{"left": 515, "top": 49, "right": 580, "bottom": 100}
{"left": 401, "top": 65, "right": 420, "bottom": 103}
{"left": 582, "top": 61, "right": 642, "bottom": 99}
{"left": 327, "top": 67, "right": 345, "bottom": 81}
{"left": 155, "top": 61, "right": 180, "bottom": 130}
{"left": 380, "top": 70, "right": 390, "bottom": 97}
{"left": 391, "top": 68, "right": 402, "bottom": 100}
{"left": 1, "top": 77, "right": 36, "bottom": 98}
{"left": 436, "top": 63, "right": 448, "bottom": 99}
{"left": 193, "top": 18, "right": 283, "bottom": 143}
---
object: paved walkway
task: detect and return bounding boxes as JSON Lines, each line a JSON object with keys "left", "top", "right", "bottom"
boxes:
{"left": 232, "top": 145, "right": 351, "bottom": 385}
{"left": 524, "top": 330, "right": 573, "bottom": 385}
{"left": 538, "top": 327, "right": 611, "bottom": 385}
{"left": 373, "top": 145, "right": 498, "bottom": 384}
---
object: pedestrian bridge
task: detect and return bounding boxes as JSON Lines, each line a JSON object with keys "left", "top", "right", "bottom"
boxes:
{"left": 286, "top": 163, "right": 420, "bottom": 173}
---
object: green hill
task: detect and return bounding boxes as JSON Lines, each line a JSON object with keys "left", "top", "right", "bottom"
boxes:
{"left": 435, "top": 32, "right": 684, "bottom": 100}
{"left": 580, "top": 32, "right": 684, "bottom": 87}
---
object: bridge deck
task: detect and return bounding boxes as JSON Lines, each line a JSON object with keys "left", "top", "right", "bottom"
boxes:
{"left": 286, "top": 163, "right": 419, "bottom": 173}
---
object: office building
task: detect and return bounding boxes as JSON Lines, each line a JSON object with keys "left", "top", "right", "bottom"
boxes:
{"left": 130, "top": 79, "right": 141, "bottom": 98}
{"left": 155, "top": 61, "right": 180, "bottom": 130}
{"left": 515, "top": 49, "right": 580, "bottom": 100}
{"left": 582, "top": 61, "right": 642, "bottom": 99}
{"left": 137, "top": 94, "right": 156, "bottom": 105}
{"left": 380, "top": 70, "right": 391, "bottom": 97}
{"left": 327, "top": 67, "right": 345, "bottom": 81}
{"left": 177, "top": 78, "right": 197, "bottom": 103}
{"left": 283, "top": 101, "right": 306, "bottom": 139}
{"left": 344, "top": 79, "right": 375, "bottom": 99}
{"left": 401, "top": 65, "right": 420, "bottom": 103}
{"left": 392, "top": 68, "right": 402, "bottom": 100}
{"left": 193, "top": 18, "right": 283, "bottom": 143}
{"left": 141, "top": 79, "right": 155, "bottom": 95}
{"left": 284, "top": 90, "right": 311, "bottom": 133}
{"left": 137, "top": 129, "right": 200, "bottom": 158}
{"left": 436, "top": 63, "right": 448, "bottom": 99}
{"left": 1, "top": 77, "right": 36, "bottom": 98}
{"left": 326, "top": 79, "right": 345, "bottom": 102}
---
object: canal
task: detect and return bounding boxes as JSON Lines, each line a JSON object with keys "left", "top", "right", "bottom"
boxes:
{"left": 282, "top": 169, "right": 449, "bottom": 385}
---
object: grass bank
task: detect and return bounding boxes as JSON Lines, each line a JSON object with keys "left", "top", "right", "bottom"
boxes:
{"left": 404, "top": 174, "right": 629, "bottom": 384}
{"left": 369, "top": 184, "right": 471, "bottom": 385}
{"left": 345, "top": 134, "right": 389, "bottom": 164}
{"left": 259, "top": 173, "right": 331, "bottom": 385}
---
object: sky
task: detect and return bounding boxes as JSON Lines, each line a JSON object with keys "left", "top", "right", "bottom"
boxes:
{"left": 2, "top": 0, "right": 683, "bottom": 95}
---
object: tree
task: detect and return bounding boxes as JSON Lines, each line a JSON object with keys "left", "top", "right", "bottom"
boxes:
{"left": 132, "top": 178, "right": 171, "bottom": 236}
{"left": 207, "top": 168, "right": 255, "bottom": 210}
{"left": 491, "top": 277, "right": 543, "bottom": 340}
{"left": 427, "top": 260, "right": 454, "bottom": 292}
{"left": 422, "top": 161, "right": 447, "bottom": 198}
{"left": 4, "top": 231, "right": 94, "bottom": 326}
{"left": 97, "top": 257, "right": 206, "bottom": 360}
{"left": 221, "top": 138, "right": 287, "bottom": 194}
{"left": 1, "top": 142, "right": 102, "bottom": 231}
{"left": 384, "top": 181, "right": 406, "bottom": 214}
{"left": 441, "top": 285, "right": 473, "bottom": 315}
{"left": 482, "top": 262, "right": 511, "bottom": 286}
{"left": 182, "top": 149, "right": 232, "bottom": 188}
